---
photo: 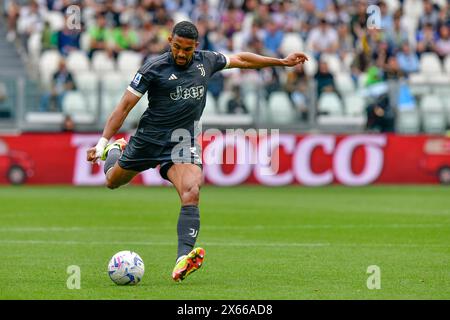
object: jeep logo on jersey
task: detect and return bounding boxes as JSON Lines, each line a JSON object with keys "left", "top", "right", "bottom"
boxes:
{"left": 170, "top": 85, "right": 205, "bottom": 100}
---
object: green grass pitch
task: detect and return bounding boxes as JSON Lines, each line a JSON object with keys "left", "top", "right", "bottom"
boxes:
{"left": 0, "top": 185, "right": 449, "bottom": 299}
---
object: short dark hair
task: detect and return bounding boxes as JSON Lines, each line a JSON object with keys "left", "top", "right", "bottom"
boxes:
{"left": 172, "top": 21, "right": 198, "bottom": 40}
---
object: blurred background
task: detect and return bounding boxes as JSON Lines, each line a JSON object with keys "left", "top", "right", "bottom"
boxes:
{"left": 1, "top": 0, "right": 450, "bottom": 133}
{"left": 1, "top": 1, "right": 450, "bottom": 301}
{"left": 0, "top": 0, "right": 450, "bottom": 185}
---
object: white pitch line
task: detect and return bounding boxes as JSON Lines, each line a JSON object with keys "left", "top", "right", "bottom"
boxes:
{"left": 0, "top": 239, "right": 449, "bottom": 248}
{"left": 0, "top": 239, "right": 329, "bottom": 248}
{"left": 0, "top": 223, "right": 448, "bottom": 233}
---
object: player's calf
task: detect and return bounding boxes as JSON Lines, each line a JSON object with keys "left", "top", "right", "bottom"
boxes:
{"left": 104, "top": 163, "right": 138, "bottom": 190}
{"left": 180, "top": 184, "right": 200, "bottom": 206}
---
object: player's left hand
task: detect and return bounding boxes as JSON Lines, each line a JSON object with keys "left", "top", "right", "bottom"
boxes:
{"left": 283, "top": 53, "right": 309, "bottom": 66}
{"left": 87, "top": 146, "right": 100, "bottom": 164}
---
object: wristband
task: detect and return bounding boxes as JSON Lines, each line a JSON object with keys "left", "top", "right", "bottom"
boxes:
{"left": 95, "top": 137, "right": 109, "bottom": 158}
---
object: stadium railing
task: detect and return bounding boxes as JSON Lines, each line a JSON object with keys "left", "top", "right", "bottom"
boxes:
{"left": 1, "top": 71, "right": 450, "bottom": 135}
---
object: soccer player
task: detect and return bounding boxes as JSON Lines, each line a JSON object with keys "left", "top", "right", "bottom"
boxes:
{"left": 87, "top": 21, "right": 308, "bottom": 282}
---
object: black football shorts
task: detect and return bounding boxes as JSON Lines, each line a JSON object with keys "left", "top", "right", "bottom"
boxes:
{"left": 117, "top": 135, "right": 202, "bottom": 181}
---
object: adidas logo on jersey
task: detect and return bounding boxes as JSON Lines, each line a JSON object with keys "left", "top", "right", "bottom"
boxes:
{"left": 169, "top": 74, "right": 178, "bottom": 80}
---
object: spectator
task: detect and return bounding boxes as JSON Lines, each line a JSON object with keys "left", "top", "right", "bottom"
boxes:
{"left": 314, "top": 60, "right": 337, "bottom": 98}
{"left": 416, "top": 23, "right": 438, "bottom": 56}
{"left": 306, "top": 18, "right": 339, "bottom": 59}
{"left": 384, "top": 56, "right": 404, "bottom": 80}
{"left": 236, "top": 68, "right": 261, "bottom": 93}
{"left": 285, "top": 63, "right": 309, "bottom": 120}
{"left": 315, "top": 0, "right": 333, "bottom": 13}
{"left": 351, "top": 49, "right": 371, "bottom": 82}
{"left": 155, "top": 18, "right": 174, "bottom": 49}
{"left": 261, "top": 66, "right": 282, "bottom": 102}
{"left": 262, "top": 19, "right": 284, "bottom": 57}
{"left": 366, "top": 93, "right": 395, "bottom": 132}
{"left": 436, "top": 25, "right": 450, "bottom": 59}
{"left": 365, "top": 65, "right": 384, "bottom": 87}
{"left": 57, "top": 17, "right": 81, "bottom": 56}
{"left": 437, "top": 4, "right": 450, "bottom": 30}
{"left": 374, "top": 39, "right": 393, "bottom": 69}
{"left": 241, "top": 22, "right": 265, "bottom": 52}
{"left": 386, "top": 10, "right": 409, "bottom": 52}
{"left": 350, "top": 0, "right": 369, "bottom": 42}
{"left": 101, "top": 0, "right": 121, "bottom": 28}
{"left": 272, "top": 1, "right": 301, "bottom": 31}
{"left": 139, "top": 20, "right": 165, "bottom": 57}
{"left": 244, "top": 36, "right": 281, "bottom": 101}
{"left": 197, "top": 18, "right": 215, "bottom": 51}
{"left": 120, "top": 3, "right": 149, "bottom": 30}
{"left": 366, "top": 28, "right": 391, "bottom": 66}
{"left": 396, "top": 42, "right": 420, "bottom": 75}
{"left": 242, "top": 0, "right": 259, "bottom": 15}
{"left": 251, "top": 2, "right": 271, "bottom": 29}
{"left": 110, "top": 22, "right": 140, "bottom": 57}
{"left": 379, "top": 1, "right": 394, "bottom": 33}
{"left": 0, "top": 82, "right": 7, "bottom": 103}
{"left": 62, "top": 114, "right": 75, "bottom": 132}
{"left": 7, "top": 0, "right": 450, "bottom": 129}
{"left": 152, "top": 6, "right": 171, "bottom": 26}
{"left": 207, "top": 72, "right": 225, "bottom": 113}
{"left": 323, "top": 2, "right": 342, "bottom": 26}
{"left": 41, "top": 21, "right": 57, "bottom": 52}
{"left": 418, "top": 0, "right": 440, "bottom": 30}
{"left": 6, "top": 0, "right": 20, "bottom": 42}
{"left": 17, "top": 0, "right": 44, "bottom": 49}
{"left": 0, "top": 81, "right": 10, "bottom": 118}
{"left": 191, "top": 0, "right": 220, "bottom": 27}
{"left": 291, "top": 82, "right": 309, "bottom": 121}
{"left": 88, "top": 13, "right": 112, "bottom": 58}
{"left": 39, "top": 59, "right": 76, "bottom": 112}
{"left": 220, "top": 3, "right": 245, "bottom": 38}
{"left": 336, "top": 22, "right": 354, "bottom": 60}
{"left": 227, "top": 85, "right": 248, "bottom": 114}
{"left": 298, "top": 0, "right": 320, "bottom": 36}
{"left": 55, "top": 0, "right": 82, "bottom": 13}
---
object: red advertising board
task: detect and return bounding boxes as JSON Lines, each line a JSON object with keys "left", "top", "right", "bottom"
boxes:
{"left": 0, "top": 133, "right": 449, "bottom": 185}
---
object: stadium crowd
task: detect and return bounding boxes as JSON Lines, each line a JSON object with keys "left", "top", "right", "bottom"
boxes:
{"left": 2, "top": 0, "right": 450, "bottom": 132}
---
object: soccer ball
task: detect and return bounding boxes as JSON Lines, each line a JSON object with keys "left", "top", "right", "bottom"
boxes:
{"left": 108, "top": 251, "right": 145, "bottom": 285}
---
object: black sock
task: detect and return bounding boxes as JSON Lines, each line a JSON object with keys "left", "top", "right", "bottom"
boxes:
{"left": 177, "top": 205, "right": 200, "bottom": 260}
{"left": 103, "top": 148, "right": 121, "bottom": 175}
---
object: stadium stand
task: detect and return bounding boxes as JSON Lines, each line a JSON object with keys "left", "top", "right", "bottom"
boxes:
{"left": 420, "top": 94, "right": 447, "bottom": 133}
{"left": 317, "top": 91, "right": 344, "bottom": 116}
{"left": 0, "top": 0, "right": 449, "bottom": 134}
{"left": 267, "top": 90, "right": 296, "bottom": 124}
{"left": 396, "top": 108, "right": 421, "bottom": 133}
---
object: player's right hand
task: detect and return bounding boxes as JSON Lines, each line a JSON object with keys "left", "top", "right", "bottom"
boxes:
{"left": 284, "top": 52, "right": 309, "bottom": 66}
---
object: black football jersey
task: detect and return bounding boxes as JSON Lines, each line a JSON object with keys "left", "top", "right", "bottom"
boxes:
{"left": 127, "top": 50, "right": 229, "bottom": 145}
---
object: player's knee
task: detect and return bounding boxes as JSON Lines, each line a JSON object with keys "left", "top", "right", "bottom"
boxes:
{"left": 106, "top": 177, "right": 120, "bottom": 190}
{"left": 106, "top": 182, "right": 118, "bottom": 190}
{"left": 181, "top": 184, "right": 200, "bottom": 205}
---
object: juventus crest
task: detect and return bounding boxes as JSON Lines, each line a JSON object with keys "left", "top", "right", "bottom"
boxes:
{"left": 197, "top": 64, "right": 205, "bottom": 77}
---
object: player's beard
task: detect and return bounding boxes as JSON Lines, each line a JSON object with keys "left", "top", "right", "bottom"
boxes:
{"left": 175, "top": 55, "right": 190, "bottom": 66}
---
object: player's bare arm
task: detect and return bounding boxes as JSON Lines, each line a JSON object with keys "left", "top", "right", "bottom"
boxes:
{"left": 86, "top": 90, "right": 140, "bottom": 163}
{"left": 227, "top": 52, "right": 309, "bottom": 69}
